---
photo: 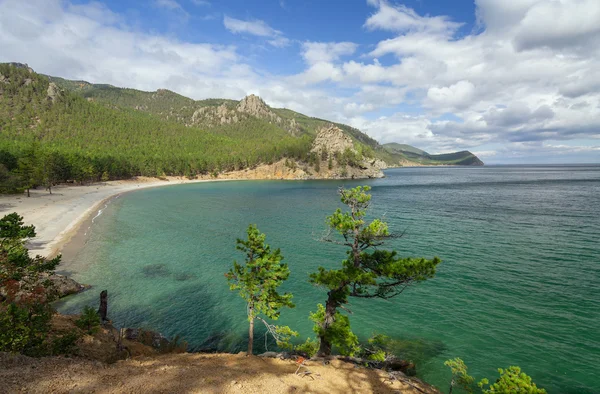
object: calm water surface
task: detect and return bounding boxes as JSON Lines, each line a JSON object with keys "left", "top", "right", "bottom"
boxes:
{"left": 58, "top": 165, "right": 600, "bottom": 393}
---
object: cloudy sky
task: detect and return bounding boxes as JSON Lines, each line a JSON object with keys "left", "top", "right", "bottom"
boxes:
{"left": 1, "top": 0, "right": 599, "bottom": 164}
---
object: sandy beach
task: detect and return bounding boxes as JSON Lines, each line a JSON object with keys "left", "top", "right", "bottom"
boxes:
{"left": 0, "top": 177, "right": 218, "bottom": 259}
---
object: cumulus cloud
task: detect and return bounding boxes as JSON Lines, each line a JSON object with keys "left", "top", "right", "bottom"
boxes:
{"left": 301, "top": 42, "right": 358, "bottom": 65}
{"left": 0, "top": 0, "right": 599, "bottom": 162}
{"left": 512, "top": 0, "right": 600, "bottom": 52}
{"left": 426, "top": 81, "right": 476, "bottom": 111}
{"left": 365, "top": 0, "right": 462, "bottom": 34}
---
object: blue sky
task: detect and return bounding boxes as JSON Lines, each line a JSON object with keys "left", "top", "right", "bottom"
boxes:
{"left": 1, "top": 0, "right": 599, "bottom": 164}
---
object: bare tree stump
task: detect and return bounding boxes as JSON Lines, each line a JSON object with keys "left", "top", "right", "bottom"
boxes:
{"left": 98, "top": 290, "right": 108, "bottom": 322}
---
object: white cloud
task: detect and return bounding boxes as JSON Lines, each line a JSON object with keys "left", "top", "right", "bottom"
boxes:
{"left": 426, "top": 81, "right": 476, "bottom": 110}
{"left": 0, "top": 0, "right": 239, "bottom": 95}
{"left": 191, "top": 0, "right": 210, "bottom": 6}
{"left": 223, "top": 15, "right": 290, "bottom": 48}
{"left": 365, "top": 0, "right": 462, "bottom": 34}
{"left": 512, "top": 0, "right": 600, "bottom": 52}
{"left": 301, "top": 42, "right": 357, "bottom": 65}
{"left": 0, "top": 0, "right": 598, "bottom": 162}
{"left": 223, "top": 15, "right": 279, "bottom": 37}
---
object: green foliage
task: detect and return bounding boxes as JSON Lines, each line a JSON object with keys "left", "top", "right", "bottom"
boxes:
{"left": 309, "top": 186, "right": 441, "bottom": 356}
{"left": 362, "top": 333, "right": 392, "bottom": 362}
{"left": 271, "top": 324, "right": 298, "bottom": 351}
{"left": 0, "top": 212, "right": 36, "bottom": 240}
{"left": 0, "top": 302, "right": 53, "bottom": 355}
{"left": 445, "top": 358, "right": 475, "bottom": 394}
{"left": 0, "top": 213, "right": 60, "bottom": 356}
{"left": 382, "top": 143, "right": 483, "bottom": 166}
{"left": 226, "top": 224, "right": 294, "bottom": 320}
{"left": 0, "top": 64, "right": 315, "bottom": 191}
{"left": 0, "top": 63, "right": 403, "bottom": 191}
{"left": 295, "top": 337, "right": 320, "bottom": 358}
{"left": 51, "top": 330, "right": 80, "bottom": 356}
{"left": 225, "top": 224, "right": 294, "bottom": 354}
{"left": 310, "top": 304, "right": 359, "bottom": 356}
{"left": 75, "top": 306, "right": 101, "bottom": 334}
{"left": 479, "top": 366, "right": 547, "bottom": 394}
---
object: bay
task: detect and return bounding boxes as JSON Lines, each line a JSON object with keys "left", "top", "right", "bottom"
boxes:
{"left": 57, "top": 165, "right": 600, "bottom": 393}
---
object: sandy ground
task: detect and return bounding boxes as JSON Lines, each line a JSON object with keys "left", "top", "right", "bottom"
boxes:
{"left": 0, "top": 352, "right": 439, "bottom": 394}
{"left": 0, "top": 177, "right": 219, "bottom": 258}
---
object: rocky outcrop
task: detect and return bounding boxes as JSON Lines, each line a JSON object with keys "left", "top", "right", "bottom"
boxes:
{"left": 7, "top": 62, "right": 34, "bottom": 73}
{"left": 237, "top": 94, "right": 273, "bottom": 118}
{"left": 187, "top": 95, "right": 300, "bottom": 135}
{"left": 0, "top": 273, "right": 85, "bottom": 302}
{"left": 309, "top": 125, "right": 385, "bottom": 179}
{"left": 45, "top": 273, "right": 87, "bottom": 297}
{"left": 311, "top": 125, "right": 354, "bottom": 156}
{"left": 47, "top": 82, "right": 62, "bottom": 103}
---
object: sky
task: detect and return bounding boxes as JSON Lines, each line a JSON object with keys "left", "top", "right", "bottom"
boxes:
{"left": 1, "top": 0, "right": 599, "bottom": 164}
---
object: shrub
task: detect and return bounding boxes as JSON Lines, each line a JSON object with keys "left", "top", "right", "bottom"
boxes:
{"left": 51, "top": 330, "right": 80, "bottom": 356}
{"left": 295, "top": 337, "right": 319, "bottom": 358}
{"left": 0, "top": 302, "right": 53, "bottom": 356}
{"left": 479, "top": 366, "right": 547, "bottom": 394}
{"left": 75, "top": 306, "right": 101, "bottom": 334}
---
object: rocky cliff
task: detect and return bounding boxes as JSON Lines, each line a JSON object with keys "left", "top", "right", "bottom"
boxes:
{"left": 215, "top": 125, "right": 385, "bottom": 180}
{"left": 188, "top": 94, "right": 301, "bottom": 135}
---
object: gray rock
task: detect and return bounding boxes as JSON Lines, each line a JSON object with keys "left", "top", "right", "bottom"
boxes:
{"left": 45, "top": 273, "right": 86, "bottom": 297}
{"left": 311, "top": 125, "right": 355, "bottom": 157}
{"left": 47, "top": 82, "right": 62, "bottom": 103}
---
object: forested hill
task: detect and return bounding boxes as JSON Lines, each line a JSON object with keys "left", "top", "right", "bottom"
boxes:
{"left": 382, "top": 143, "right": 484, "bottom": 166}
{"left": 0, "top": 63, "right": 482, "bottom": 193}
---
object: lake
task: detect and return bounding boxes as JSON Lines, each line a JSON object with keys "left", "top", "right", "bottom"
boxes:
{"left": 58, "top": 165, "right": 600, "bottom": 393}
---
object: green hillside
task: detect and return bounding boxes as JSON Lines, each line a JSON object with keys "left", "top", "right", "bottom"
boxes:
{"left": 0, "top": 63, "right": 483, "bottom": 193}
{"left": 382, "top": 143, "right": 483, "bottom": 166}
{"left": 0, "top": 64, "right": 312, "bottom": 192}
{"left": 383, "top": 143, "right": 428, "bottom": 156}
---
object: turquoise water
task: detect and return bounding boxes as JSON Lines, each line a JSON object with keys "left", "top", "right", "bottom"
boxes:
{"left": 57, "top": 166, "right": 600, "bottom": 393}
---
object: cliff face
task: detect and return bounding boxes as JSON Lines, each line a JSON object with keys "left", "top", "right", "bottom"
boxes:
{"left": 189, "top": 94, "right": 301, "bottom": 135}
{"left": 311, "top": 124, "right": 355, "bottom": 156}
{"left": 310, "top": 125, "right": 386, "bottom": 179}
{"left": 215, "top": 125, "right": 385, "bottom": 180}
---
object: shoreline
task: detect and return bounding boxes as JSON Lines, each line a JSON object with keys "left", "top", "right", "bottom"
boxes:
{"left": 0, "top": 161, "right": 386, "bottom": 262}
{"left": 0, "top": 176, "right": 231, "bottom": 260}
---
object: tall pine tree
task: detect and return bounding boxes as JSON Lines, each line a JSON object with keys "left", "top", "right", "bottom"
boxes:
{"left": 310, "top": 186, "right": 441, "bottom": 356}
{"left": 226, "top": 225, "right": 295, "bottom": 355}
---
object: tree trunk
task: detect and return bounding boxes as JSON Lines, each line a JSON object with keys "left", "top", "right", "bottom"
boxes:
{"left": 26, "top": 188, "right": 30, "bottom": 197}
{"left": 98, "top": 290, "right": 108, "bottom": 322}
{"left": 317, "top": 292, "right": 337, "bottom": 356}
{"left": 248, "top": 305, "right": 254, "bottom": 356}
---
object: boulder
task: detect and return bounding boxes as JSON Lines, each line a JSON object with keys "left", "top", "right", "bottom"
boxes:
{"left": 45, "top": 273, "right": 86, "bottom": 297}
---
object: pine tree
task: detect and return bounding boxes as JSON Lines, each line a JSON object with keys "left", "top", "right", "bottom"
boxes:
{"left": 310, "top": 186, "right": 441, "bottom": 356}
{"left": 225, "top": 225, "right": 295, "bottom": 355}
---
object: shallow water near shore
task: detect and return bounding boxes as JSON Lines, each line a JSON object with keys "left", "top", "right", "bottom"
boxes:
{"left": 57, "top": 165, "right": 600, "bottom": 393}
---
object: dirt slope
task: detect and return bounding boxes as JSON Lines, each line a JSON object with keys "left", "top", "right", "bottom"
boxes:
{"left": 0, "top": 352, "right": 440, "bottom": 394}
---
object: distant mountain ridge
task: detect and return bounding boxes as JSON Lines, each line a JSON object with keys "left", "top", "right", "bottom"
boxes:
{"left": 47, "top": 71, "right": 483, "bottom": 167}
{"left": 382, "top": 143, "right": 483, "bottom": 166}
